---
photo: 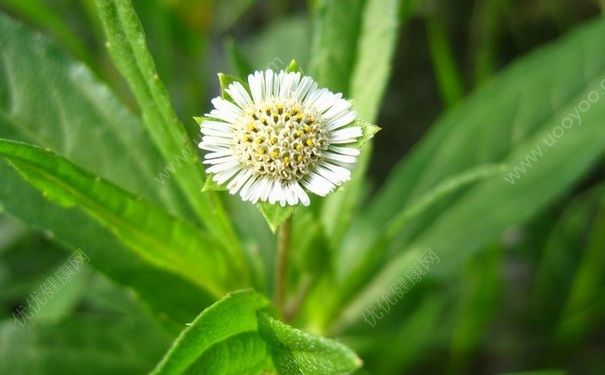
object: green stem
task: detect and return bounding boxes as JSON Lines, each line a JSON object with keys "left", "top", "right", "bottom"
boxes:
{"left": 425, "top": 13, "right": 465, "bottom": 107}
{"left": 275, "top": 217, "right": 293, "bottom": 315}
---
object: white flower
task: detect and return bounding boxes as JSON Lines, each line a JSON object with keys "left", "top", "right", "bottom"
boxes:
{"left": 198, "top": 69, "right": 362, "bottom": 207}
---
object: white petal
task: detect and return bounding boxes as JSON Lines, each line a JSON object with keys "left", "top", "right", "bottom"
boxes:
{"left": 325, "top": 151, "right": 356, "bottom": 164}
{"left": 274, "top": 71, "right": 285, "bottom": 98}
{"left": 207, "top": 160, "right": 239, "bottom": 174}
{"left": 314, "top": 165, "right": 342, "bottom": 185}
{"left": 198, "top": 142, "right": 229, "bottom": 152}
{"left": 201, "top": 126, "right": 232, "bottom": 137}
{"left": 321, "top": 162, "right": 352, "bottom": 183}
{"left": 291, "top": 182, "right": 310, "bottom": 206}
{"left": 201, "top": 120, "right": 235, "bottom": 131}
{"left": 227, "top": 169, "right": 253, "bottom": 194}
{"left": 293, "top": 77, "right": 315, "bottom": 101}
{"left": 326, "top": 110, "right": 357, "bottom": 130}
{"left": 280, "top": 72, "right": 300, "bottom": 98}
{"left": 322, "top": 99, "right": 352, "bottom": 122}
{"left": 248, "top": 71, "right": 264, "bottom": 103}
{"left": 225, "top": 82, "right": 252, "bottom": 108}
{"left": 328, "top": 146, "right": 360, "bottom": 156}
{"left": 330, "top": 127, "right": 362, "bottom": 142}
{"left": 314, "top": 92, "right": 341, "bottom": 114}
{"left": 240, "top": 176, "right": 260, "bottom": 201}
{"left": 201, "top": 136, "right": 231, "bottom": 146}
{"left": 284, "top": 183, "right": 298, "bottom": 205}
{"left": 211, "top": 97, "right": 243, "bottom": 117}
{"left": 260, "top": 178, "right": 272, "bottom": 202}
{"left": 215, "top": 166, "right": 240, "bottom": 184}
{"left": 264, "top": 70, "right": 274, "bottom": 99}
{"left": 203, "top": 155, "right": 236, "bottom": 165}
{"left": 303, "top": 88, "right": 328, "bottom": 108}
{"left": 249, "top": 179, "right": 265, "bottom": 204}
{"left": 303, "top": 173, "right": 334, "bottom": 196}
{"left": 268, "top": 180, "right": 280, "bottom": 204}
{"left": 205, "top": 150, "right": 232, "bottom": 159}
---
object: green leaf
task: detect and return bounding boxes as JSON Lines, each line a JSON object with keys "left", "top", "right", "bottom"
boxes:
{"left": 241, "top": 15, "right": 310, "bottom": 73}
{"left": 366, "top": 296, "right": 444, "bottom": 374}
{"left": 184, "top": 333, "right": 272, "bottom": 375}
{"left": 0, "top": 13, "right": 211, "bottom": 325}
{"left": 448, "top": 246, "right": 502, "bottom": 374}
{"left": 0, "top": 139, "right": 238, "bottom": 298}
{"left": 0, "top": 158, "right": 212, "bottom": 328}
{"left": 258, "top": 203, "right": 296, "bottom": 233}
{"left": 94, "top": 0, "right": 246, "bottom": 275}
{"left": 0, "top": 284, "right": 173, "bottom": 375}
{"left": 213, "top": 0, "right": 256, "bottom": 33}
{"left": 425, "top": 12, "right": 465, "bottom": 107}
{"left": 349, "top": 0, "right": 402, "bottom": 122}
{"left": 225, "top": 38, "right": 254, "bottom": 78}
{"left": 309, "top": 0, "right": 364, "bottom": 94}
{"left": 319, "top": 0, "right": 400, "bottom": 248}
{"left": 152, "top": 290, "right": 272, "bottom": 375}
{"left": 0, "top": 0, "right": 94, "bottom": 66}
{"left": 257, "top": 312, "right": 362, "bottom": 375}
{"left": 531, "top": 186, "right": 605, "bottom": 333}
{"left": 0, "top": 12, "right": 190, "bottom": 219}
{"left": 202, "top": 175, "right": 227, "bottom": 193}
{"left": 555, "top": 190, "right": 605, "bottom": 347}
{"left": 337, "top": 18, "right": 605, "bottom": 329}
{"left": 153, "top": 290, "right": 361, "bottom": 375}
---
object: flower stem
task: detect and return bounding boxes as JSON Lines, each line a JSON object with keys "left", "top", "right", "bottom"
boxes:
{"left": 275, "top": 217, "right": 292, "bottom": 315}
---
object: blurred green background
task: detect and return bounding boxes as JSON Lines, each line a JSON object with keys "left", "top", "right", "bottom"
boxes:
{"left": 1, "top": 0, "right": 605, "bottom": 374}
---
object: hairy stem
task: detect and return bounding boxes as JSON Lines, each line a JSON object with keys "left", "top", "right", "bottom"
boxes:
{"left": 275, "top": 217, "right": 292, "bottom": 315}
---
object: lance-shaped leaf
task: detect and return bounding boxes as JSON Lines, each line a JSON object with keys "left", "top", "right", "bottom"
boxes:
{"left": 94, "top": 0, "right": 246, "bottom": 278}
{"left": 0, "top": 139, "right": 238, "bottom": 298}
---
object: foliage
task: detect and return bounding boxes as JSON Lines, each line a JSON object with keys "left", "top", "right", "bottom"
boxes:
{"left": 0, "top": 0, "right": 604, "bottom": 373}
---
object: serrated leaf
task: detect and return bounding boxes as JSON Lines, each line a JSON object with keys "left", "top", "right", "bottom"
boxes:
{"left": 152, "top": 290, "right": 273, "bottom": 375}
{"left": 258, "top": 203, "right": 296, "bottom": 233}
{"left": 0, "top": 139, "right": 239, "bottom": 298}
{"left": 258, "top": 312, "right": 362, "bottom": 375}
{"left": 153, "top": 290, "right": 361, "bottom": 375}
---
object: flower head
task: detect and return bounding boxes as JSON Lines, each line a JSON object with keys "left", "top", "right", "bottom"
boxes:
{"left": 199, "top": 69, "right": 363, "bottom": 206}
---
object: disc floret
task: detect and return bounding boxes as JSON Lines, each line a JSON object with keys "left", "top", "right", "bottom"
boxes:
{"left": 233, "top": 98, "right": 329, "bottom": 182}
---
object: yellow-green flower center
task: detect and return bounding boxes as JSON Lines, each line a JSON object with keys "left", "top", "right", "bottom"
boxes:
{"left": 233, "top": 98, "right": 329, "bottom": 182}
